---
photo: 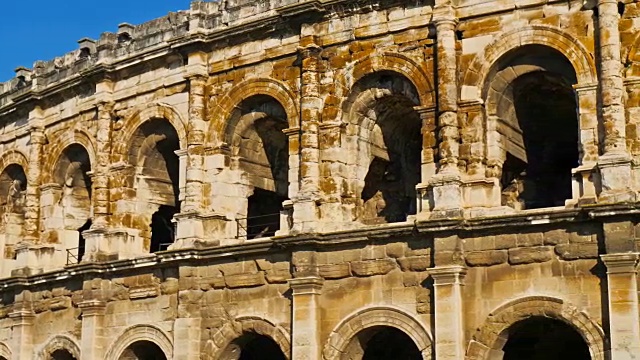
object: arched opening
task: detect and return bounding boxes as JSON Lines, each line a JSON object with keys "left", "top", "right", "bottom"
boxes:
{"left": 487, "top": 45, "right": 579, "bottom": 210}
{"left": 118, "top": 340, "right": 167, "bottom": 360}
{"left": 343, "top": 326, "right": 421, "bottom": 360}
{"left": 49, "top": 144, "right": 92, "bottom": 265}
{"left": 129, "top": 118, "right": 180, "bottom": 252}
{"left": 50, "top": 349, "right": 77, "bottom": 360}
{"left": 344, "top": 72, "right": 422, "bottom": 224}
{"left": 222, "top": 333, "right": 286, "bottom": 360}
{"left": 501, "top": 316, "right": 590, "bottom": 360}
{"left": 229, "top": 95, "right": 289, "bottom": 240}
{"left": 0, "top": 163, "right": 27, "bottom": 265}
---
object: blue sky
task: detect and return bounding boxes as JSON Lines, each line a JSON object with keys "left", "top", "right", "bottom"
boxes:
{"left": 0, "top": 1, "right": 192, "bottom": 82}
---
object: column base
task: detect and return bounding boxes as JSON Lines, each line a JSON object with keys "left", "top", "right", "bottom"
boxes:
{"left": 172, "top": 211, "right": 229, "bottom": 249}
{"left": 598, "top": 154, "right": 637, "bottom": 203}
{"left": 12, "top": 242, "right": 57, "bottom": 276}
{"left": 429, "top": 173, "right": 464, "bottom": 219}
{"left": 81, "top": 227, "right": 141, "bottom": 262}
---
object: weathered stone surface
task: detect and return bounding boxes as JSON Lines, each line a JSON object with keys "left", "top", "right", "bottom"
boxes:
{"left": 319, "top": 263, "right": 351, "bottom": 279}
{"left": 224, "top": 273, "right": 266, "bottom": 288}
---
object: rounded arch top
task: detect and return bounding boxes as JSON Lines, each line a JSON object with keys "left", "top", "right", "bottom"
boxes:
{"left": 0, "top": 150, "right": 29, "bottom": 177}
{"left": 35, "top": 334, "right": 81, "bottom": 360}
{"left": 117, "top": 102, "right": 188, "bottom": 151}
{"left": 461, "top": 25, "right": 597, "bottom": 100}
{"left": 322, "top": 306, "right": 433, "bottom": 360}
{"left": 339, "top": 52, "right": 435, "bottom": 106}
{"left": 208, "top": 78, "right": 300, "bottom": 146}
{"left": 466, "top": 296, "right": 606, "bottom": 360}
{"left": 104, "top": 324, "right": 173, "bottom": 360}
{"left": 42, "top": 130, "right": 97, "bottom": 185}
{"left": 205, "top": 316, "right": 291, "bottom": 360}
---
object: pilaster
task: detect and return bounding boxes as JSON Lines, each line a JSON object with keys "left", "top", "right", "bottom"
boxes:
{"left": 78, "top": 300, "right": 106, "bottom": 360}
{"left": 430, "top": 265, "right": 467, "bottom": 360}
{"left": 600, "top": 253, "right": 640, "bottom": 359}
{"left": 9, "top": 298, "right": 35, "bottom": 360}
{"left": 289, "top": 276, "right": 324, "bottom": 360}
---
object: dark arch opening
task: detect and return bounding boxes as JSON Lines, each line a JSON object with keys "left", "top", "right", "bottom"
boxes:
{"left": 129, "top": 118, "right": 180, "bottom": 252}
{"left": 118, "top": 340, "right": 167, "bottom": 360}
{"left": 502, "top": 317, "right": 590, "bottom": 360}
{"left": 342, "top": 325, "right": 422, "bottom": 360}
{"left": 489, "top": 45, "right": 579, "bottom": 210}
{"left": 231, "top": 95, "right": 289, "bottom": 240}
{"left": 348, "top": 72, "right": 422, "bottom": 224}
{"left": 225, "top": 333, "right": 286, "bottom": 360}
{"left": 50, "top": 349, "right": 77, "bottom": 360}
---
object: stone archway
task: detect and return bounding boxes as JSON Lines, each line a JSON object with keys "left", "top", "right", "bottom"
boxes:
{"left": 466, "top": 296, "right": 606, "bottom": 360}
{"left": 35, "top": 335, "right": 81, "bottom": 360}
{"left": 323, "top": 307, "right": 432, "bottom": 360}
{"left": 0, "top": 342, "right": 10, "bottom": 360}
{"left": 204, "top": 317, "right": 291, "bottom": 360}
{"left": 104, "top": 324, "right": 173, "bottom": 360}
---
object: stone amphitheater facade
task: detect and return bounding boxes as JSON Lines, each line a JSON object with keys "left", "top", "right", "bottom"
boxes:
{"left": 0, "top": 0, "right": 639, "bottom": 359}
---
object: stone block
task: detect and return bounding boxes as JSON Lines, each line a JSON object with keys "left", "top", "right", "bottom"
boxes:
{"left": 224, "top": 272, "right": 266, "bottom": 288}
{"left": 350, "top": 259, "right": 396, "bottom": 277}
{"left": 318, "top": 263, "right": 351, "bottom": 279}
{"left": 465, "top": 250, "right": 508, "bottom": 267}
{"left": 397, "top": 256, "right": 431, "bottom": 272}
{"left": 555, "top": 243, "right": 599, "bottom": 260}
{"left": 508, "top": 246, "right": 553, "bottom": 265}
{"left": 495, "top": 234, "right": 517, "bottom": 249}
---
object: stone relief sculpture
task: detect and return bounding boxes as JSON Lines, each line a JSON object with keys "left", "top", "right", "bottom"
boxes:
{"left": 5, "top": 179, "right": 24, "bottom": 215}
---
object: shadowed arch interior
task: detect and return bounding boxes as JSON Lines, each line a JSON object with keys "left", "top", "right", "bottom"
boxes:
{"left": 0, "top": 164, "right": 27, "bottom": 217}
{"left": 343, "top": 71, "right": 422, "bottom": 224}
{"left": 128, "top": 118, "right": 181, "bottom": 252}
{"left": 501, "top": 316, "right": 590, "bottom": 360}
{"left": 486, "top": 45, "right": 579, "bottom": 210}
{"left": 229, "top": 94, "right": 289, "bottom": 239}
{"left": 50, "top": 349, "right": 77, "bottom": 360}
{"left": 220, "top": 333, "right": 286, "bottom": 360}
{"left": 342, "top": 325, "right": 422, "bottom": 360}
{"left": 118, "top": 340, "right": 167, "bottom": 360}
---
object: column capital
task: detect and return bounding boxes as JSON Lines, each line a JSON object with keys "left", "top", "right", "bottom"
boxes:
{"left": 8, "top": 308, "right": 35, "bottom": 322}
{"left": 78, "top": 300, "right": 106, "bottom": 316}
{"left": 288, "top": 276, "right": 324, "bottom": 296}
{"left": 601, "top": 253, "right": 640, "bottom": 274}
{"left": 429, "top": 265, "right": 467, "bottom": 285}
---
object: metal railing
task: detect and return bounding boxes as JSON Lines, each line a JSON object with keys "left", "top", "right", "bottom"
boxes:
{"left": 66, "top": 247, "right": 80, "bottom": 266}
{"left": 236, "top": 213, "right": 282, "bottom": 240}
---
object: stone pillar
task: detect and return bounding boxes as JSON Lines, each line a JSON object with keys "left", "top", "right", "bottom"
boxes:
{"left": 174, "top": 51, "right": 210, "bottom": 249}
{"left": 597, "top": 0, "right": 635, "bottom": 201}
{"left": 24, "top": 125, "right": 45, "bottom": 243}
{"left": 430, "top": 265, "right": 466, "bottom": 360}
{"left": 601, "top": 253, "right": 640, "bottom": 359}
{"left": 293, "top": 37, "right": 323, "bottom": 232}
{"left": 289, "top": 277, "right": 323, "bottom": 360}
{"left": 92, "top": 99, "right": 114, "bottom": 228}
{"left": 9, "top": 296, "right": 35, "bottom": 360}
{"left": 78, "top": 300, "right": 106, "bottom": 360}
{"left": 571, "top": 84, "right": 600, "bottom": 206}
{"left": 14, "top": 123, "right": 49, "bottom": 275}
{"left": 430, "top": 7, "right": 463, "bottom": 217}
